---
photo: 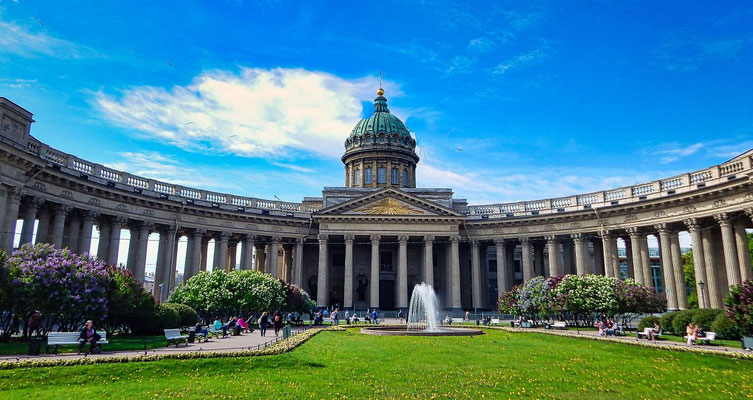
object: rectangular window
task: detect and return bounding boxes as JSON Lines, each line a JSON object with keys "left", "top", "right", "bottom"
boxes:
{"left": 380, "top": 251, "right": 393, "bottom": 272}
{"left": 365, "top": 168, "right": 372, "bottom": 184}
{"left": 403, "top": 170, "right": 409, "bottom": 186}
{"left": 377, "top": 167, "right": 386, "bottom": 184}
{"left": 353, "top": 168, "right": 360, "bottom": 185}
{"left": 391, "top": 168, "right": 399, "bottom": 184}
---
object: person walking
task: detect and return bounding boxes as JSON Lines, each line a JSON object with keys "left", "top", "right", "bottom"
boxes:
{"left": 371, "top": 308, "right": 378, "bottom": 324}
{"left": 258, "top": 312, "right": 269, "bottom": 337}
{"left": 273, "top": 311, "right": 283, "bottom": 336}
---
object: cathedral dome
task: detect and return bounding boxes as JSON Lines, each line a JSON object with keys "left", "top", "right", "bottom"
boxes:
{"left": 343, "top": 89, "right": 417, "bottom": 157}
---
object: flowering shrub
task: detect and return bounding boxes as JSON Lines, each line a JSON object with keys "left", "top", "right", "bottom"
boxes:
{"left": 170, "top": 270, "right": 314, "bottom": 321}
{"left": 724, "top": 279, "right": 753, "bottom": 336}
{"left": 498, "top": 274, "right": 665, "bottom": 326}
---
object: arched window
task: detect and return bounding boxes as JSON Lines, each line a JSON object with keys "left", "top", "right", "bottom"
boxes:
{"left": 403, "top": 170, "right": 409, "bottom": 186}
{"left": 365, "top": 167, "right": 373, "bottom": 184}
{"left": 391, "top": 168, "right": 399, "bottom": 184}
{"left": 353, "top": 168, "right": 360, "bottom": 185}
{"left": 377, "top": 167, "right": 386, "bottom": 184}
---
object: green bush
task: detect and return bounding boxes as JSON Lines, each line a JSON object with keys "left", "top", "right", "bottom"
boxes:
{"left": 154, "top": 303, "right": 180, "bottom": 331}
{"left": 711, "top": 313, "right": 740, "bottom": 340}
{"left": 162, "top": 303, "right": 198, "bottom": 327}
{"left": 691, "top": 308, "right": 723, "bottom": 332}
{"left": 659, "top": 311, "right": 680, "bottom": 334}
{"left": 672, "top": 309, "right": 698, "bottom": 336}
{"left": 638, "top": 315, "right": 661, "bottom": 331}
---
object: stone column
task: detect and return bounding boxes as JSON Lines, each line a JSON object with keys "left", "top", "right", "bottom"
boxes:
{"left": 317, "top": 234, "right": 329, "bottom": 308}
{"left": 153, "top": 229, "right": 168, "bottom": 299}
{"left": 19, "top": 196, "right": 42, "bottom": 246}
{"left": 200, "top": 239, "right": 208, "bottom": 272}
{"left": 684, "top": 219, "right": 709, "bottom": 308}
{"left": 655, "top": 223, "right": 678, "bottom": 310}
{"left": 268, "top": 237, "right": 281, "bottom": 277}
{"left": 50, "top": 204, "right": 71, "bottom": 248}
{"left": 369, "top": 234, "right": 380, "bottom": 309}
{"left": 735, "top": 217, "right": 752, "bottom": 282}
{"left": 600, "top": 231, "right": 614, "bottom": 278}
{"left": 0, "top": 187, "right": 8, "bottom": 248}
{"left": 133, "top": 221, "right": 153, "bottom": 283}
{"left": 715, "top": 213, "right": 741, "bottom": 288}
{"left": 449, "top": 235, "right": 461, "bottom": 309}
{"left": 96, "top": 218, "right": 111, "bottom": 260}
{"left": 294, "top": 238, "right": 304, "bottom": 287}
{"left": 34, "top": 207, "right": 51, "bottom": 245}
{"left": 545, "top": 235, "right": 560, "bottom": 276}
{"left": 107, "top": 217, "right": 127, "bottom": 265}
{"left": 184, "top": 229, "right": 202, "bottom": 280}
{"left": 520, "top": 237, "right": 533, "bottom": 282}
{"left": 126, "top": 225, "right": 139, "bottom": 275}
{"left": 343, "top": 234, "right": 355, "bottom": 309}
{"left": 241, "top": 235, "right": 255, "bottom": 270}
{"left": 701, "top": 228, "right": 722, "bottom": 308}
{"left": 397, "top": 235, "right": 409, "bottom": 309}
{"left": 639, "top": 234, "right": 653, "bottom": 288}
{"left": 163, "top": 227, "right": 178, "bottom": 299}
{"left": 572, "top": 233, "right": 587, "bottom": 276}
{"left": 533, "top": 241, "right": 545, "bottom": 276}
{"left": 255, "top": 243, "right": 266, "bottom": 272}
{"left": 670, "top": 231, "right": 688, "bottom": 309}
{"left": 79, "top": 211, "right": 99, "bottom": 255}
{"left": 1, "top": 188, "right": 23, "bottom": 252}
{"left": 66, "top": 212, "right": 82, "bottom": 253}
{"left": 495, "top": 239, "right": 509, "bottom": 292}
{"left": 214, "top": 232, "right": 230, "bottom": 272}
{"left": 423, "top": 235, "right": 434, "bottom": 288}
{"left": 623, "top": 236, "right": 635, "bottom": 279}
{"left": 562, "top": 239, "right": 574, "bottom": 275}
{"left": 470, "top": 240, "right": 482, "bottom": 309}
{"left": 627, "top": 228, "right": 645, "bottom": 285}
{"left": 228, "top": 241, "right": 238, "bottom": 271}
{"left": 592, "top": 238, "right": 605, "bottom": 276}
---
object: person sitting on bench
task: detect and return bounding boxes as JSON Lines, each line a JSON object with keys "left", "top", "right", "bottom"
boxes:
{"left": 78, "top": 320, "right": 101, "bottom": 355}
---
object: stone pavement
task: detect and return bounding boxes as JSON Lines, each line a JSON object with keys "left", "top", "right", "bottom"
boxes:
{"left": 0, "top": 325, "right": 312, "bottom": 363}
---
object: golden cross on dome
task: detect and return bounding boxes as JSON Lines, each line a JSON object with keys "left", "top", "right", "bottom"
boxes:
{"left": 377, "top": 71, "right": 384, "bottom": 96}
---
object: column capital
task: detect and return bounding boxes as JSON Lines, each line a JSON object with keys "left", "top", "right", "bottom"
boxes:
{"left": 8, "top": 186, "right": 25, "bottom": 201}
{"left": 653, "top": 223, "right": 670, "bottom": 234}
{"left": 112, "top": 216, "right": 129, "bottom": 226}
{"left": 424, "top": 235, "right": 435, "bottom": 243}
{"left": 449, "top": 235, "right": 460, "bottom": 243}
{"left": 24, "top": 196, "right": 44, "bottom": 209}
{"left": 82, "top": 210, "right": 101, "bottom": 221}
{"left": 545, "top": 235, "right": 557, "bottom": 242}
{"left": 344, "top": 234, "right": 355, "bottom": 242}
{"left": 745, "top": 208, "right": 753, "bottom": 220}
{"left": 398, "top": 234, "right": 409, "bottom": 243}
{"left": 570, "top": 232, "right": 584, "bottom": 242}
{"left": 683, "top": 218, "right": 701, "bottom": 231}
{"left": 494, "top": 238, "right": 505, "bottom": 245}
{"left": 714, "top": 213, "right": 730, "bottom": 227}
{"left": 318, "top": 233, "right": 329, "bottom": 242}
{"left": 370, "top": 234, "right": 381, "bottom": 243}
{"left": 598, "top": 229, "right": 613, "bottom": 239}
{"left": 518, "top": 237, "right": 530, "bottom": 244}
{"left": 166, "top": 225, "right": 178, "bottom": 235}
{"left": 243, "top": 233, "right": 256, "bottom": 242}
{"left": 54, "top": 204, "right": 73, "bottom": 216}
{"left": 219, "top": 231, "right": 232, "bottom": 241}
{"left": 139, "top": 220, "right": 155, "bottom": 231}
{"left": 193, "top": 228, "right": 207, "bottom": 237}
{"left": 270, "top": 236, "right": 281, "bottom": 243}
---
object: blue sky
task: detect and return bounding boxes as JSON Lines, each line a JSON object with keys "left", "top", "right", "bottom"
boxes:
{"left": 2, "top": 0, "right": 752, "bottom": 205}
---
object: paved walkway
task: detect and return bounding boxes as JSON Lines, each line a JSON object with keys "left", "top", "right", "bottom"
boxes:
{"left": 0, "top": 326, "right": 312, "bottom": 363}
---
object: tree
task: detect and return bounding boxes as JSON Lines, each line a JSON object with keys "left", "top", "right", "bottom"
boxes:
{"left": 682, "top": 250, "right": 698, "bottom": 309}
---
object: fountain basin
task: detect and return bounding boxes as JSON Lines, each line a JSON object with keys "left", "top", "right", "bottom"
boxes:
{"left": 360, "top": 326, "right": 484, "bottom": 336}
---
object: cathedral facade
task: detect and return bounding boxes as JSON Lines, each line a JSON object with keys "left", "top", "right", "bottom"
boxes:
{"left": 0, "top": 93, "right": 751, "bottom": 311}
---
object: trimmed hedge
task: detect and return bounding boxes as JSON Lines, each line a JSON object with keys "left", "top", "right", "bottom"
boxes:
{"left": 711, "top": 313, "right": 740, "bottom": 340}
{"left": 161, "top": 303, "right": 198, "bottom": 327}
{"left": 659, "top": 311, "right": 680, "bottom": 334}
{"left": 691, "top": 309, "right": 723, "bottom": 332}
{"left": 672, "top": 309, "right": 697, "bottom": 335}
{"left": 154, "top": 303, "right": 180, "bottom": 331}
{"left": 638, "top": 315, "right": 661, "bottom": 331}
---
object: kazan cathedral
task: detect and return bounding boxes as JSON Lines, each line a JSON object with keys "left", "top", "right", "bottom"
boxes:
{"left": 0, "top": 90, "right": 751, "bottom": 312}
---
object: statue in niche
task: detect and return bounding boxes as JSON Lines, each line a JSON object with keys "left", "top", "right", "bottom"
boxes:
{"left": 355, "top": 274, "right": 368, "bottom": 302}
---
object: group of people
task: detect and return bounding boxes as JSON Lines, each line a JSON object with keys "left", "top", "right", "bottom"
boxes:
{"left": 597, "top": 319, "right": 621, "bottom": 336}
{"left": 641, "top": 321, "right": 662, "bottom": 340}
{"left": 192, "top": 311, "right": 292, "bottom": 339}
{"left": 686, "top": 322, "right": 708, "bottom": 344}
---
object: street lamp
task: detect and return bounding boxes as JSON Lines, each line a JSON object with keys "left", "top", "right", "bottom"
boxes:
{"left": 697, "top": 281, "right": 705, "bottom": 308}
{"left": 159, "top": 283, "right": 164, "bottom": 302}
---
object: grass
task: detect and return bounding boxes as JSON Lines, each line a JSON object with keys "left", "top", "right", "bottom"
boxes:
{"left": 0, "top": 335, "right": 167, "bottom": 355}
{"left": 1, "top": 328, "right": 751, "bottom": 399}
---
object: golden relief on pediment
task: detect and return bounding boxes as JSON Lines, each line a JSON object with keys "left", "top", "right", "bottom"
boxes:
{"left": 356, "top": 198, "right": 424, "bottom": 215}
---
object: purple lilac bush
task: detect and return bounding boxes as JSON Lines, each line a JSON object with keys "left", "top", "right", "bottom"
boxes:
{"left": 725, "top": 279, "right": 753, "bottom": 336}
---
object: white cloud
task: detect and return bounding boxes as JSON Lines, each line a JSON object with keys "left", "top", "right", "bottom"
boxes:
{"left": 96, "top": 68, "right": 393, "bottom": 158}
{"left": 0, "top": 19, "right": 98, "bottom": 59}
{"left": 492, "top": 46, "right": 548, "bottom": 75}
{"left": 270, "top": 161, "right": 315, "bottom": 173}
{"left": 653, "top": 142, "right": 705, "bottom": 164}
{"left": 445, "top": 56, "right": 475, "bottom": 75}
{"left": 467, "top": 37, "right": 495, "bottom": 54}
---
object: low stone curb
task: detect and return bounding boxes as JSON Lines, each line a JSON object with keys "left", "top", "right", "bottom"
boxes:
{"left": 0, "top": 327, "right": 327, "bottom": 370}
{"left": 486, "top": 326, "right": 753, "bottom": 360}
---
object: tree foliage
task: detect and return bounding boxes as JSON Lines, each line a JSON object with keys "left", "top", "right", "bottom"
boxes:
{"left": 725, "top": 279, "right": 753, "bottom": 336}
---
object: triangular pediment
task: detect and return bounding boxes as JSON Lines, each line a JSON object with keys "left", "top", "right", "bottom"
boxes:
{"left": 315, "top": 188, "right": 464, "bottom": 218}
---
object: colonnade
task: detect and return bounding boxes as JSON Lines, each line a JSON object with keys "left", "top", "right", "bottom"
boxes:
{"left": 0, "top": 186, "right": 304, "bottom": 301}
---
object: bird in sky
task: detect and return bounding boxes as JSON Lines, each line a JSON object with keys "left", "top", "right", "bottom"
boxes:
{"left": 456, "top": 147, "right": 462, "bottom": 152}
{"left": 165, "top": 61, "right": 175, "bottom": 68}
{"left": 32, "top": 17, "right": 44, "bottom": 26}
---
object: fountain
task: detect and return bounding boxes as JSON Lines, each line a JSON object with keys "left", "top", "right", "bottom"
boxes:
{"left": 360, "top": 283, "right": 483, "bottom": 337}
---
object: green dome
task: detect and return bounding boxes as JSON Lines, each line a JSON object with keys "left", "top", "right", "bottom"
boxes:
{"left": 344, "top": 91, "right": 417, "bottom": 154}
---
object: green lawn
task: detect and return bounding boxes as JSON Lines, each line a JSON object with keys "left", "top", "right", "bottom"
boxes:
{"left": 1, "top": 329, "right": 751, "bottom": 399}
{"left": 0, "top": 335, "right": 167, "bottom": 355}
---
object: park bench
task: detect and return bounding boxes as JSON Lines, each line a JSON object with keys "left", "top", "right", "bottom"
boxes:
{"left": 164, "top": 329, "right": 189, "bottom": 347}
{"left": 47, "top": 331, "right": 108, "bottom": 354}
{"left": 636, "top": 329, "right": 662, "bottom": 339}
{"left": 686, "top": 332, "right": 716, "bottom": 344}
{"left": 552, "top": 321, "right": 567, "bottom": 330}
{"left": 490, "top": 318, "right": 500, "bottom": 325}
{"left": 188, "top": 326, "right": 209, "bottom": 343}
{"left": 208, "top": 325, "right": 228, "bottom": 338}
